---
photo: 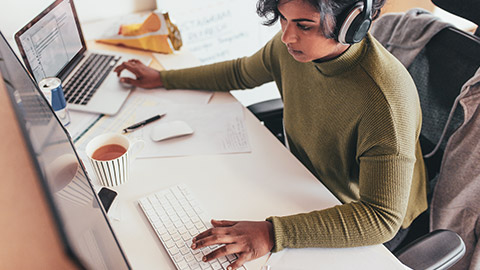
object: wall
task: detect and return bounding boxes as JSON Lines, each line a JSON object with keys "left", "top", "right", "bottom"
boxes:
{"left": 382, "top": 0, "right": 434, "bottom": 14}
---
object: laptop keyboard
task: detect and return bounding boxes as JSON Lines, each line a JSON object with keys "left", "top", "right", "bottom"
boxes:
{"left": 138, "top": 184, "right": 246, "bottom": 270}
{"left": 63, "top": 53, "right": 120, "bottom": 105}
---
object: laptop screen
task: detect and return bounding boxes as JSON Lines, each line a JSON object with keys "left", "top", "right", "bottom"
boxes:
{"left": 14, "top": 0, "right": 86, "bottom": 82}
{"left": 0, "top": 32, "right": 130, "bottom": 269}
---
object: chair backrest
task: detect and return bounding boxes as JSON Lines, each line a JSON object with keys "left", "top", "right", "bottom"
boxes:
{"left": 409, "top": 26, "right": 480, "bottom": 186}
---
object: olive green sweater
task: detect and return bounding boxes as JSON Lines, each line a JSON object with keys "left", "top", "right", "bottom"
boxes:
{"left": 160, "top": 32, "right": 427, "bottom": 251}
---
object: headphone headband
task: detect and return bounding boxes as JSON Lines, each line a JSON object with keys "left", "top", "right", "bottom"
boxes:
{"left": 335, "top": 0, "right": 373, "bottom": 44}
{"left": 361, "top": 0, "right": 372, "bottom": 23}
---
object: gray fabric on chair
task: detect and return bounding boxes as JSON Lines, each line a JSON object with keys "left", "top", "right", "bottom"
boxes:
{"left": 371, "top": 8, "right": 451, "bottom": 67}
{"left": 430, "top": 69, "right": 480, "bottom": 270}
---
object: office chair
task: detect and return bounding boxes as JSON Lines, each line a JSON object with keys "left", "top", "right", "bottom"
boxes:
{"left": 247, "top": 0, "right": 480, "bottom": 268}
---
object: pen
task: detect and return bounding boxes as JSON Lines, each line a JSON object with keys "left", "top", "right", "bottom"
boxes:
{"left": 122, "top": 114, "right": 165, "bottom": 133}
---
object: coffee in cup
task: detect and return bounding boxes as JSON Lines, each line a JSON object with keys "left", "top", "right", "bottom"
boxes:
{"left": 92, "top": 144, "right": 127, "bottom": 161}
{"left": 86, "top": 133, "right": 144, "bottom": 187}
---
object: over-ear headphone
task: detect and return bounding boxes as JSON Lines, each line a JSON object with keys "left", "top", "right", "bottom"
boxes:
{"left": 334, "top": 0, "right": 373, "bottom": 44}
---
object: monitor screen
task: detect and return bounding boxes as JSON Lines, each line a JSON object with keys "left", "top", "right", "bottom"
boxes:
{"left": 14, "top": 0, "right": 85, "bottom": 82}
{"left": 0, "top": 32, "right": 130, "bottom": 270}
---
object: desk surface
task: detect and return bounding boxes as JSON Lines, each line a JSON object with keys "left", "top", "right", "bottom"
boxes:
{"left": 75, "top": 41, "right": 407, "bottom": 270}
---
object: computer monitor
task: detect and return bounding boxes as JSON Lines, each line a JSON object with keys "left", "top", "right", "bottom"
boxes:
{"left": 0, "top": 31, "right": 130, "bottom": 269}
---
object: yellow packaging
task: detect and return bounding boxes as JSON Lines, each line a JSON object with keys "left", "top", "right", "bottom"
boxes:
{"left": 97, "top": 12, "right": 182, "bottom": 54}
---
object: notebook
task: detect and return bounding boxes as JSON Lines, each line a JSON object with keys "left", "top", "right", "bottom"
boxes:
{"left": 14, "top": 0, "right": 150, "bottom": 115}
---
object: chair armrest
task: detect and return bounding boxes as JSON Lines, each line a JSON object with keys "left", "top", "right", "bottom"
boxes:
{"left": 394, "top": 229, "right": 465, "bottom": 270}
{"left": 246, "top": 98, "right": 284, "bottom": 121}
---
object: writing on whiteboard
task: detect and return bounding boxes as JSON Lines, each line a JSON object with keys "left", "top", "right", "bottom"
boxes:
{"left": 157, "top": 0, "right": 279, "bottom": 64}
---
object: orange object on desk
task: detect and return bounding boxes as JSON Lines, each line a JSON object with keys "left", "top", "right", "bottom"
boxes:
{"left": 97, "top": 12, "right": 182, "bottom": 54}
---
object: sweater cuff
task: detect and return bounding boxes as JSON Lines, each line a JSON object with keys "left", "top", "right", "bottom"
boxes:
{"left": 266, "top": 216, "right": 286, "bottom": 252}
{"left": 159, "top": 70, "right": 172, "bottom": 89}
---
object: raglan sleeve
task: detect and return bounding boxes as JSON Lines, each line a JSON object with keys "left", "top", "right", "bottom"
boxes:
{"left": 267, "top": 86, "right": 420, "bottom": 251}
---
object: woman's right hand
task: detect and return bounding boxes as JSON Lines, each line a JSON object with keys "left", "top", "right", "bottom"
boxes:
{"left": 114, "top": 59, "right": 164, "bottom": 89}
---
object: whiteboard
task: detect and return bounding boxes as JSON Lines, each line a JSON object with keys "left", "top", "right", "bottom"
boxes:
{"left": 156, "top": 0, "right": 280, "bottom": 64}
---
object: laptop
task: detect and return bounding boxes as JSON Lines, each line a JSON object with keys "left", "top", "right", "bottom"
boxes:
{"left": 14, "top": 0, "right": 150, "bottom": 115}
{"left": 0, "top": 30, "right": 131, "bottom": 269}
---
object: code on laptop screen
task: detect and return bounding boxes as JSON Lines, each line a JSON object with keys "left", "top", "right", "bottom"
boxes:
{"left": 17, "top": 0, "right": 83, "bottom": 82}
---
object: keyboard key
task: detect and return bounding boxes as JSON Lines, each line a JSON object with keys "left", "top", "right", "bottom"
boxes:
{"left": 175, "top": 240, "right": 185, "bottom": 248}
{"left": 173, "top": 253, "right": 184, "bottom": 262}
{"left": 177, "top": 260, "right": 189, "bottom": 270}
{"left": 189, "top": 227, "right": 199, "bottom": 236}
{"left": 200, "top": 262, "right": 212, "bottom": 269}
{"left": 185, "top": 253, "right": 195, "bottom": 262}
{"left": 185, "top": 221, "right": 195, "bottom": 230}
{"left": 211, "top": 261, "right": 222, "bottom": 270}
{"left": 165, "top": 239, "right": 175, "bottom": 248}
{"left": 194, "top": 252, "right": 204, "bottom": 261}
{"left": 179, "top": 246, "right": 190, "bottom": 255}
{"left": 189, "top": 260, "right": 201, "bottom": 269}
{"left": 172, "top": 233, "right": 182, "bottom": 242}
{"left": 182, "top": 233, "right": 192, "bottom": 241}
{"left": 226, "top": 254, "right": 237, "bottom": 262}
{"left": 169, "top": 246, "right": 179, "bottom": 255}
{"left": 160, "top": 232, "right": 171, "bottom": 241}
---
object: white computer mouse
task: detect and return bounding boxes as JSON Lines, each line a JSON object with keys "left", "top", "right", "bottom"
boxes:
{"left": 118, "top": 69, "right": 137, "bottom": 88}
{"left": 150, "top": 120, "right": 194, "bottom": 142}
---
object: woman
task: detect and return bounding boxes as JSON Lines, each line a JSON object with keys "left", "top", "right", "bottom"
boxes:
{"left": 115, "top": 0, "right": 428, "bottom": 269}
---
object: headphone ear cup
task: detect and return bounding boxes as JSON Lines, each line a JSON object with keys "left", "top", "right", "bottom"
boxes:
{"left": 345, "top": 15, "right": 371, "bottom": 44}
{"left": 336, "top": 2, "right": 372, "bottom": 44}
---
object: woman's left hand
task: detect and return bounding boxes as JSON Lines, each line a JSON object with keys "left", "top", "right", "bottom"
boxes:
{"left": 191, "top": 220, "right": 274, "bottom": 270}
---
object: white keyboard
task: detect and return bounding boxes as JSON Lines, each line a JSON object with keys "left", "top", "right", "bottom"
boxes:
{"left": 138, "top": 184, "right": 246, "bottom": 270}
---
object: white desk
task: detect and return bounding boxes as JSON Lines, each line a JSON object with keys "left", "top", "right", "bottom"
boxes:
{"left": 78, "top": 90, "right": 406, "bottom": 269}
